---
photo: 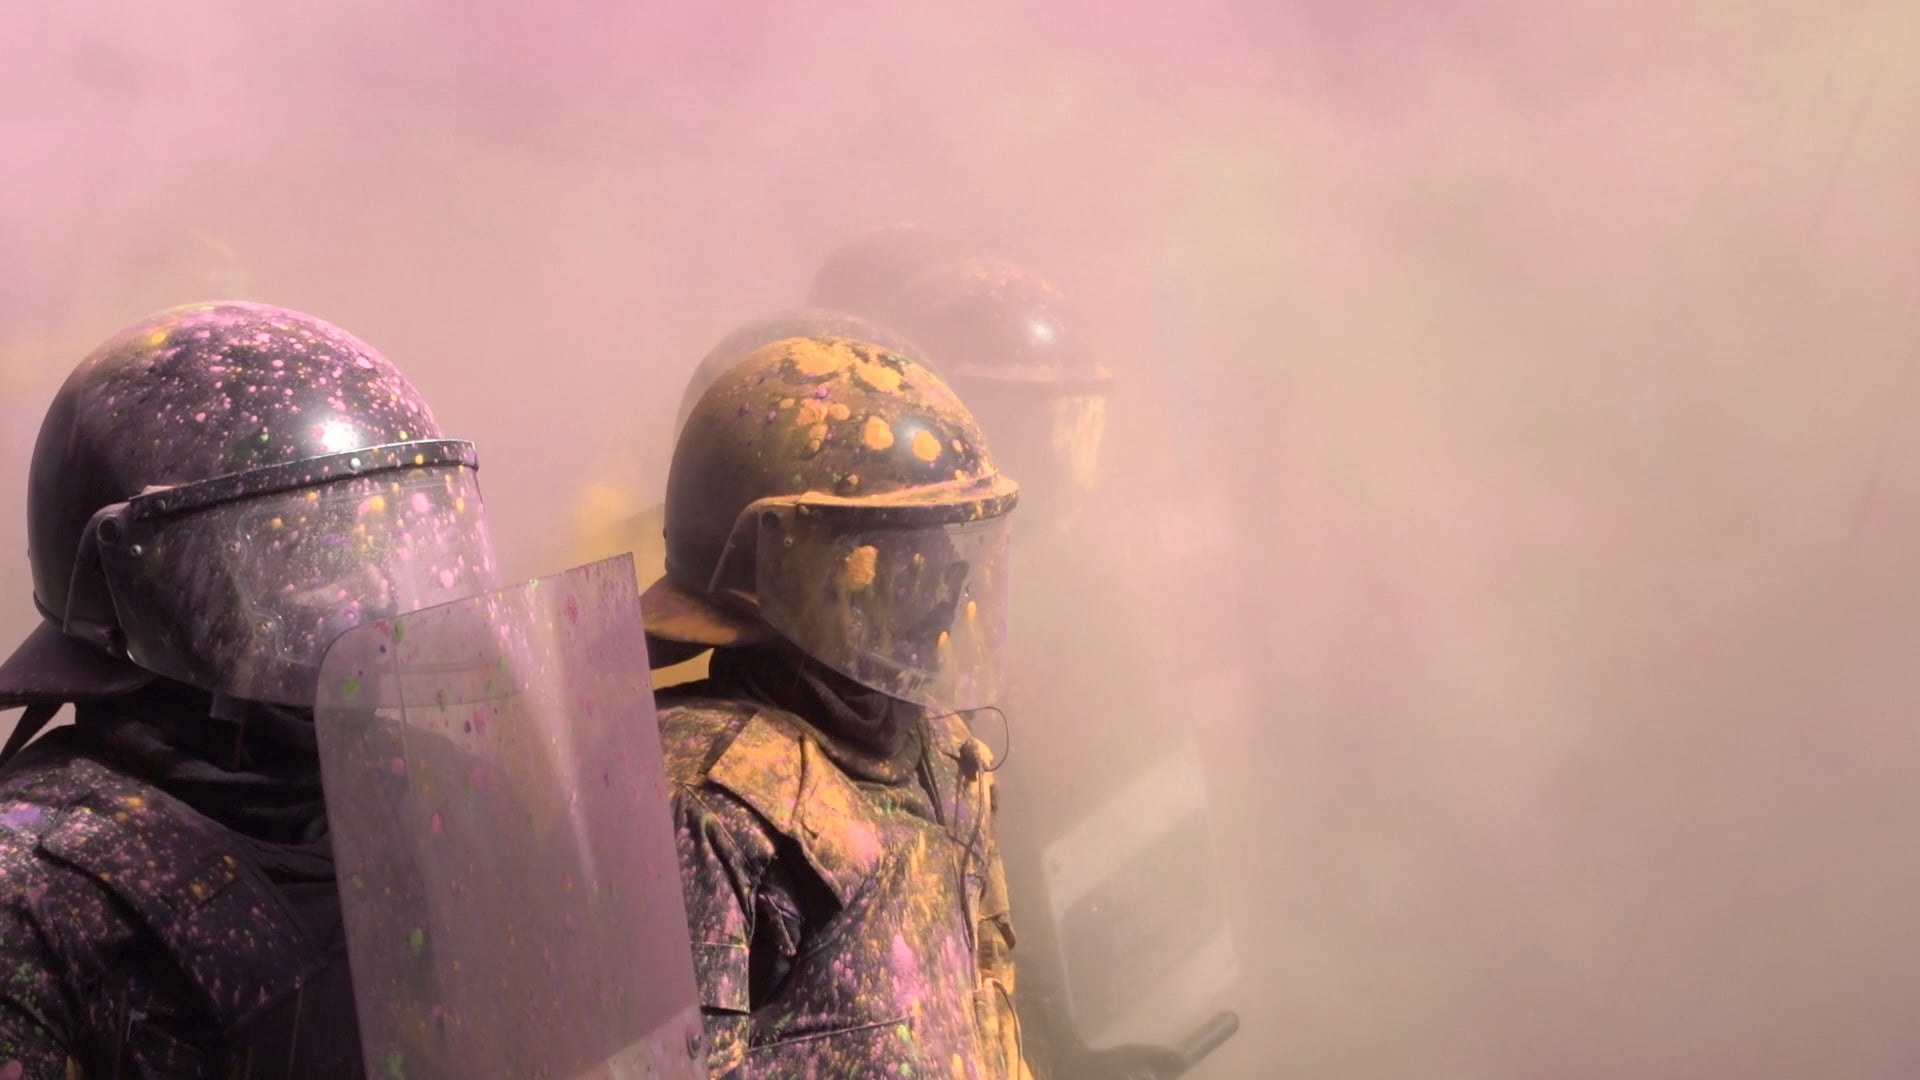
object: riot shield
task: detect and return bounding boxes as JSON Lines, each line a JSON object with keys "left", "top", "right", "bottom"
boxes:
{"left": 996, "top": 518, "right": 1243, "bottom": 1069}
{"left": 315, "top": 554, "right": 705, "bottom": 1079}
{"left": 1037, "top": 743, "right": 1238, "bottom": 1049}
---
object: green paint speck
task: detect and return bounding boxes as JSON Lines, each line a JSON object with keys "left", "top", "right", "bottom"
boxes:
{"left": 383, "top": 1052, "right": 406, "bottom": 1079}
{"left": 408, "top": 928, "right": 425, "bottom": 955}
{"left": 341, "top": 675, "right": 360, "bottom": 700}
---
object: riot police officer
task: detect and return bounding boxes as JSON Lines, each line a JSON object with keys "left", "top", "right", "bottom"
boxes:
{"left": 642, "top": 334, "right": 1033, "bottom": 1078}
{"left": 0, "top": 302, "right": 498, "bottom": 1076}
{"left": 567, "top": 306, "right": 928, "bottom": 687}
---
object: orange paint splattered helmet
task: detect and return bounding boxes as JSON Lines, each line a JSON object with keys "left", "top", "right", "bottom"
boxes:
{"left": 674, "top": 307, "right": 930, "bottom": 435}
{"left": 643, "top": 336, "right": 1017, "bottom": 711}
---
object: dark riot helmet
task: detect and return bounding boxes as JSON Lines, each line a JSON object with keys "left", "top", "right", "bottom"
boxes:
{"left": 804, "top": 223, "right": 975, "bottom": 328}
{"left": 0, "top": 302, "right": 497, "bottom": 716}
{"left": 892, "top": 257, "right": 1114, "bottom": 503}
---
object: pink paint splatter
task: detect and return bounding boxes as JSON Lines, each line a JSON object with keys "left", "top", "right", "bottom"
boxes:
{"left": 889, "top": 933, "right": 927, "bottom": 1001}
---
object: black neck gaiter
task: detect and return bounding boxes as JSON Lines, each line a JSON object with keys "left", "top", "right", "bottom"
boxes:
{"left": 74, "top": 679, "right": 334, "bottom": 883}
{"left": 707, "top": 641, "right": 926, "bottom": 785}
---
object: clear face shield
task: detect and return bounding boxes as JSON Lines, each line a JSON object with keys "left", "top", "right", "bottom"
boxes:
{"left": 707, "top": 476, "right": 1018, "bottom": 712}
{"left": 61, "top": 440, "right": 496, "bottom": 706}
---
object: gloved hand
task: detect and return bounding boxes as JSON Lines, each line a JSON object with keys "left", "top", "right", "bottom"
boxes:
{"left": 1068, "top": 1043, "right": 1189, "bottom": 1080}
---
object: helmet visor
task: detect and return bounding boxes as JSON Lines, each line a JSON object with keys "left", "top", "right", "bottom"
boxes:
{"left": 739, "top": 482, "right": 1014, "bottom": 712}
{"left": 87, "top": 441, "right": 496, "bottom": 705}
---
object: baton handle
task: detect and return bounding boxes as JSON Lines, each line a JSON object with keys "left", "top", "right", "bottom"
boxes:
{"left": 1175, "top": 1010, "right": 1240, "bottom": 1072}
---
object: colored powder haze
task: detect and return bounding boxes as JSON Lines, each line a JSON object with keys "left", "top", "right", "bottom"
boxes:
{"left": 5, "top": 2, "right": 1920, "bottom": 1076}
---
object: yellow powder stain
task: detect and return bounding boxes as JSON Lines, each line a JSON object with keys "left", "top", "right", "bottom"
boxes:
{"left": 806, "top": 423, "right": 829, "bottom": 454}
{"left": 911, "top": 430, "right": 941, "bottom": 462}
{"left": 123, "top": 795, "right": 146, "bottom": 809}
{"left": 828, "top": 402, "right": 851, "bottom": 421}
{"left": 839, "top": 545, "right": 879, "bottom": 591}
{"left": 795, "top": 401, "right": 827, "bottom": 426}
{"left": 142, "top": 328, "right": 170, "bottom": 349}
{"left": 852, "top": 360, "right": 903, "bottom": 393}
{"left": 966, "top": 600, "right": 978, "bottom": 622}
{"left": 862, "top": 417, "right": 895, "bottom": 451}
{"left": 937, "top": 630, "right": 950, "bottom": 649}
{"left": 844, "top": 474, "right": 860, "bottom": 489}
{"left": 789, "top": 338, "right": 853, "bottom": 377}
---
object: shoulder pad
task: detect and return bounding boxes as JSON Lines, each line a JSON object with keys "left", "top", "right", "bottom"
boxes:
{"left": 656, "top": 694, "right": 760, "bottom": 789}
{"left": 688, "top": 705, "right": 886, "bottom": 909}
{"left": 5, "top": 746, "right": 326, "bottom": 1030}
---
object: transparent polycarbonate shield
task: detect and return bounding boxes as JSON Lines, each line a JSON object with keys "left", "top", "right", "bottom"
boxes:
{"left": 1041, "top": 744, "right": 1239, "bottom": 1050}
{"left": 315, "top": 554, "right": 706, "bottom": 1079}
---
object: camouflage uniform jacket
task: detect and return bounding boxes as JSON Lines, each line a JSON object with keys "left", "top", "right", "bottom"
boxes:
{"left": 0, "top": 731, "right": 360, "bottom": 1078}
{"left": 659, "top": 690, "right": 1032, "bottom": 1079}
